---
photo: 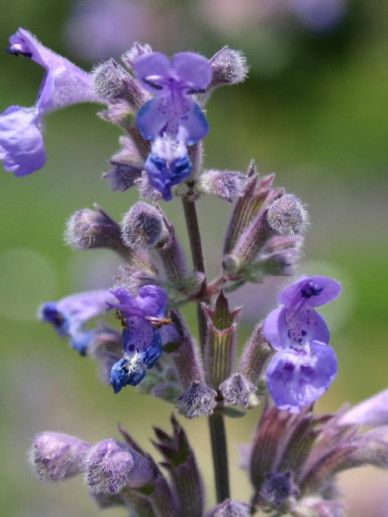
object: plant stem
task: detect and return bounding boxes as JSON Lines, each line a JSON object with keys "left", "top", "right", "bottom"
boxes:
{"left": 182, "top": 196, "right": 208, "bottom": 352}
{"left": 182, "top": 195, "right": 230, "bottom": 503}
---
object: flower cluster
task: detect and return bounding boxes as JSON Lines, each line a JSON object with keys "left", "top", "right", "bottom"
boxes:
{"left": 2, "top": 29, "right": 387, "bottom": 516}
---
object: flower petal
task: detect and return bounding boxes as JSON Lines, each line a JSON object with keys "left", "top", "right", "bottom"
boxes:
{"left": 172, "top": 52, "right": 212, "bottom": 92}
{"left": 279, "top": 275, "right": 342, "bottom": 308}
{"left": 133, "top": 52, "right": 171, "bottom": 93}
{"left": 136, "top": 285, "right": 168, "bottom": 317}
{"left": 180, "top": 100, "right": 209, "bottom": 145}
{"left": 339, "top": 389, "right": 388, "bottom": 427}
{"left": 0, "top": 105, "right": 46, "bottom": 176}
{"left": 266, "top": 341, "right": 337, "bottom": 412}
{"left": 122, "top": 317, "right": 155, "bottom": 353}
{"left": 136, "top": 98, "right": 169, "bottom": 141}
{"left": 263, "top": 305, "right": 330, "bottom": 350}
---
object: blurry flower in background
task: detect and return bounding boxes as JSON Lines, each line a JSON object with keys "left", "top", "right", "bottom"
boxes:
{"left": 64, "top": 0, "right": 183, "bottom": 61}
{"left": 290, "top": 0, "right": 346, "bottom": 31}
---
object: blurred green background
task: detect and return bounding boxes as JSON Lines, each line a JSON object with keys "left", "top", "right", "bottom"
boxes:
{"left": 1, "top": 0, "right": 388, "bottom": 515}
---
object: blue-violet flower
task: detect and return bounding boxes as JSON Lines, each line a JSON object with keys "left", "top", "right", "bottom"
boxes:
{"left": 133, "top": 51, "right": 211, "bottom": 200}
{"left": 1, "top": 28, "right": 99, "bottom": 176}
{"left": 262, "top": 275, "right": 342, "bottom": 412}
{"left": 109, "top": 285, "right": 169, "bottom": 392}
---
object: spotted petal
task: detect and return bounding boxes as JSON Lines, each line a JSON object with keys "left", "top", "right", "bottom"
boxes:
{"left": 266, "top": 340, "right": 337, "bottom": 412}
{"left": 122, "top": 316, "right": 155, "bottom": 353}
{"left": 263, "top": 305, "right": 330, "bottom": 351}
{"left": 279, "top": 276, "right": 342, "bottom": 308}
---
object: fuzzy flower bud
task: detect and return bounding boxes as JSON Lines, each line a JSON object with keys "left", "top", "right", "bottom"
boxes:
{"left": 121, "top": 42, "right": 152, "bottom": 70}
{"left": 65, "top": 206, "right": 123, "bottom": 252}
{"left": 30, "top": 432, "right": 91, "bottom": 482}
{"left": 209, "top": 46, "right": 249, "bottom": 88}
{"left": 267, "top": 194, "right": 308, "bottom": 236}
{"left": 219, "top": 373, "right": 258, "bottom": 408}
{"left": 237, "top": 323, "right": 274, "bottom": 385}
{"left": 198, "top": 169, "right": 247, "bottom": 202}
{"left": 209, "top": 499, "right": 251, "bottom": 517}
{"left": 178, "top": 381, "right": 217, "bottom": 418}
{"left": 86, "top": 439, "right": 154, "bottom": 495}
{"left": 93, "top": 58, "right": 147, "bottom": 108}
{"left": 121, "top": 202, "right": 169, "bottom": 249}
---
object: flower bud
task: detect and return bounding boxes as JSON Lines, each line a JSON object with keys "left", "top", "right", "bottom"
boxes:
{"left": 121, "top": 202, "right": 169, "bottom": 249}
{"left": 178, "top": 381, "right": 217, "bottom": 419}
{"left": 65, "top": 206, "right": 122, "bottom": 251}
{"left": 267, "top": 194, "right": 308, "bottom": 236}
{"left": 219, "top": 373, "right": 258, "bottom": 408}
{"left": 121, "top": 42, "right": 152, "bottom": 69}
{"left": 199, "top": 169, "right": 247, "bottom": 202}
{"left": 92, "top": 58, "right": 147, "bottom": 108}
{"left": 210, "top": 46, "right": 249, "bottom": 88}
{"left": 209, "top": 499, "right": 251, "bottom": 517}
{"left": 223, "top": 163, "right": 276, "bottom": 255}
{"left": 170, "top": 309, "right": 205, "bottom": 388}
{"left": 237, "top": 323, "right": 273, "bottom": 385}
{"left": 29, "top": 432, "right": 91, "bottom": 482}
{"left": 259, "top": 471, "right": 298, "bottom": 509}
{"left": 86, "top": 439, "right": 154, "bottom": 495}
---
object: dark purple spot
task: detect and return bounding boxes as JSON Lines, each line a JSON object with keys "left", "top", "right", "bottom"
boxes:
{"left": 301, "top": 282, "right": 323, "bottom": 299}
{"left": 283, "top": 361, "right": 295, "bottom": 372}
{"left": 301, "top": 365, "right": 315, "bottom": 376}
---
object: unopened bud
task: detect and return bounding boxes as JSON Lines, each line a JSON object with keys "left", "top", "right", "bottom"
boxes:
{"left": 199, "top": 169, "right": 247, "bottom": 202}
{"left": 223, "top": 162, "right": 276, "bottom": 255}
{"left": 210, "top": 499, "right": 251, "bottom": 517}
{"left": 65, "top": 206, "right": 122, "bottom": 251}
{"left": 86, "top": 439, "right": 153, "bottom": 495}
{"left": 93, "top": 59, "right": 132, "bottom": 99}
{"left": 267, "top": 194, "right": 308, "bottom": 236}
{"left": 121, "top": 42, "right": 152, "bottom": 69}
{"left": 121, "top": 202, "right": 168, "bottom": 249}
{"left": 238, "top": 323, "right": 273, "bottom": 385}
{"left": 178, "top": 381, "right": 217, "bottom": 418}
{"left": 210, "top": 46, "right": 249, "bottom": 88}
{"left": 259, "top": 471, "right": 298, "bottom": 509}
{"left": 93, "top": 59, "right": 147, "bottom": 108}
{"left": 219, "top": 373, "right": 258, "bottom": 408}
{"left": 30, "top": 432, "right": 91, "bottom": 482}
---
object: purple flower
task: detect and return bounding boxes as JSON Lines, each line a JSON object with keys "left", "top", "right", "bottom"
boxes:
{"left": 1, "top": 28, "right": 100, "bottom": 176}
{"left": 262, "top": 276, "right": 342, "bottom": 412}
{"left": 134, "top": 51, "right": 211, "bottom": 144}
{"left": 39, "top": 290, "right": 115, "bottom": 355}
{"left": 109, "top": 285, "right": 169, "bottom": 392}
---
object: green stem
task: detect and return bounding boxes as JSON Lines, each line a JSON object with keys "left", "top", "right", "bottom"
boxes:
{"left": 182, "top": 195, "right": 230, "bottom": 503}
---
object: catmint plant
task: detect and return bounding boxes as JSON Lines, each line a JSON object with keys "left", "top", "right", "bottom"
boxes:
{"left": 2, "top": 28, "right": 388, "bottom": 517}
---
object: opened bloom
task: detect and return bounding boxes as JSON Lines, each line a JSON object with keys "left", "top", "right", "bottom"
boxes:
{"left": 0, "top": 28, "right": 100, "bottom": 176}
{"left": 133, "top": 51, "right": 211, "bottom": 199}
{"left": 263, "top": 276, "right": 342, "bottom": 412}
{"left": 109, "top": 285, "right": 169, "bottom": 392}
{"left": 39, "top": 290, "right": 115, "bottom": 355}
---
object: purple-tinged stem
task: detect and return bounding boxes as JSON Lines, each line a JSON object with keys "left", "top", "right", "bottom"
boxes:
{"left": 181, "top": 195, "right": 230, "bottom": 503}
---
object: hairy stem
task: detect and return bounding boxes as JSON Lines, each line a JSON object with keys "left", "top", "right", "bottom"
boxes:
{"left": 182, "top": 195, "right": 230, "bottom": 503}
